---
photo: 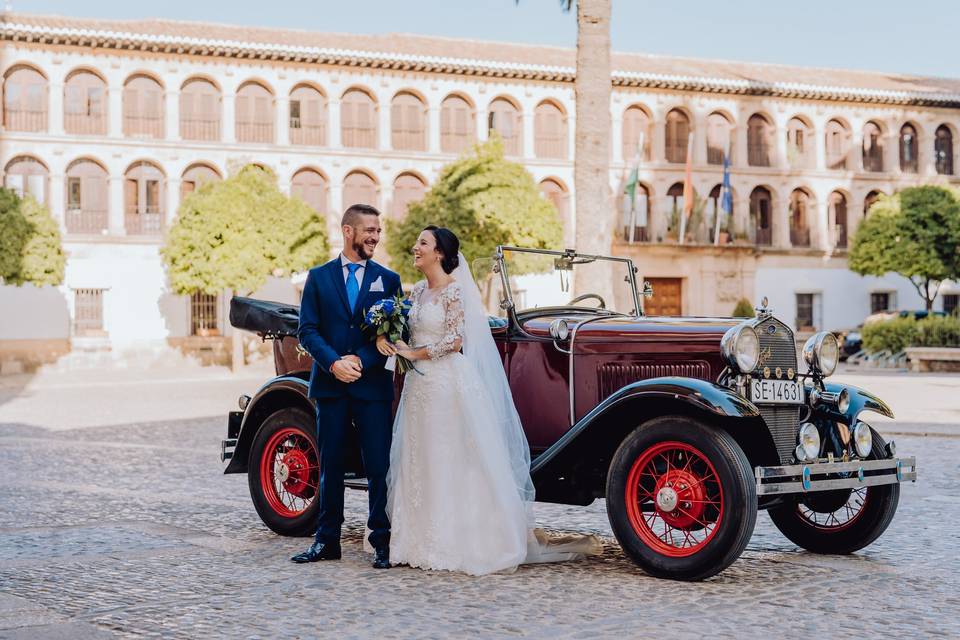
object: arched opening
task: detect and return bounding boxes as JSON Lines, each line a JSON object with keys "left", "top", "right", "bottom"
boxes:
{"left": 392, "top": 172, "right": 427, "bottom": 219}
{"left": 391, "top": 91, "right": 427, "bottom": 152}
{"left": 3, "top": 65, "right": 48, "bottom": 132}
{"left": 825, "top": 119, "right": 850, "bottom": 170}
{"left": 666, "top": 182, "right": 685, "bottom": 238}
{"left": 830, "top": 191, "right": 849, "bottom": 249}
{"left": 706, "top": 112, "right": 732, "bottom": 165}
{"left": 3, "top": 156, "right": 48, "bottom": 204}
{"left": 708, "top": 183, "right": 734, "bottom": 244}
{"left": 534, "top": 101, "right": 567, "bottom": 159}
{"left": 440, "top": 94, "right": 475, "bottom": 154}
{"left": 235, "top": 81, "right": 275, "bottom": 144}
{"left": 786, "top": 117, "right": 813, "bottom": 169}
{"left": 747, "top": 113, "right": 773, "bottom": 167}
{"left": 488, "top": 97, "right": 522, "bottom": 156}
{"left": 65, "top": 158, "right": 108, "bottom": 234}
{"left": 619, "top": 179, "right": 649, "bottom": 243}
{"left": 291, "top": 168, "right": 328, "bottom": 214}
{"left": 864, "top": 190, "right": 884, "bottom": 217}
{"left": 900, "top": 123, "right": 919, "bottom": 173}
{"left": 180, "top": 78, "right": 221, "bottom": 141}
{"left": 935, "top": 125, "right": 954, "bottom": 175}
{"left": 665, "top": 109, "right": 690, "bottom": 164}
{"left": 750, "top": 186, "right": 773, "bottom": 246}
{"left": 124, "top": 161, "right": 165, "bottom": 236}
{"left": 341, "top": 88, "right": 378, "bottom": 149}
{"left": 123, "top": 74, "right": 164, "bottom": 138}
{"left": 289, "top": 84, "right": 327, "bottom": 146}
{"left": 342, "top": 170, "right": 379, "bottom": 210}
{"left": 622, "top": 105, "right": 653, "bottom": 161}
{"left": 788, "top": 189, "right": 812, "bottom": 247}
{"left": 64, "top": 69, "right": 107, "bottom": 135}
{"left": 862, "top": 121, "right": 884, "bottom": 172}
{"left": 181, "top": 163, "right": 222, "bottom": 198}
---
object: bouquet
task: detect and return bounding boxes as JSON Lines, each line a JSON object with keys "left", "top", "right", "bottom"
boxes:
{"left": 363, "top": 293, "right": 420, "bottom": 375}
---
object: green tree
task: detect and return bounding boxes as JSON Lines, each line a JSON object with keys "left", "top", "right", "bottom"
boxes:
{"left": 0, "top": 187, "right": 65, "bottom": 287}
{"left": 849, "top": 186, "right": 960, "bottom": 311}
{"left": 732, "top": 298, "right": 755, "bottom": 318}
{"left": 386, "top": 138, "right": 563, "bottom": 283}
{"left": 161, "top": 165, "right": 329, "bottom": 368}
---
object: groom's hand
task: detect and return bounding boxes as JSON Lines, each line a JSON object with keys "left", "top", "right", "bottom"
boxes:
{"left": 330, "top": 357, "right": 362, "bottom": 383}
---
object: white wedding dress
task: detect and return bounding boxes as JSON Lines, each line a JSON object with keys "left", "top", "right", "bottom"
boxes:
{"left": 386, "top": 257, "right": 601, "bottom": 576}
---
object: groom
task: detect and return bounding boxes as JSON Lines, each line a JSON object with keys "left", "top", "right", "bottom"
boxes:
{"left": 291, "top": 203, "right": 403, "bottom": 569}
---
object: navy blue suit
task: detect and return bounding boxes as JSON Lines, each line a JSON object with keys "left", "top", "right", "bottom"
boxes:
{"left": 297, "top": 257, "right": 403, "bottom": 549}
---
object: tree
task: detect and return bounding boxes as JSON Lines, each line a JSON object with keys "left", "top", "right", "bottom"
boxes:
{"left": 386, "top": 138, "right": 563, "bottom": 283}
{"left": 732, "top": 298, "right": 755, "bottom": 318}
{"left": 0, "top": 187, "right": 65, "bottom": 287}
{"left": 161, "top": 165, "right": 329, "bottom": 368}
{"left": 849, "top": 186, "right": 960, "bottom": 311}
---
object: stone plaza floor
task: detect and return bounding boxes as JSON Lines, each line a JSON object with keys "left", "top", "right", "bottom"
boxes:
{"left": 0, "top": 364, "right": 957, "bottom": 638}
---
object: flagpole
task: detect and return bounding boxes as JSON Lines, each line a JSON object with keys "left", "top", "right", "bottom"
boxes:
{"left": 713, "top": 149, "right": 724, "bottom": 246}
{"left": 678, "top": 132, "right": 694, "bottom": 245}
{"left": 630, "top": 132, "right": 645, "bottom": 243}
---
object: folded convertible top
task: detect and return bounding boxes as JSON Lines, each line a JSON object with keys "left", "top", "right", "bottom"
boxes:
{"left": 229, "top": 296, "right": 300, "bottom": 337}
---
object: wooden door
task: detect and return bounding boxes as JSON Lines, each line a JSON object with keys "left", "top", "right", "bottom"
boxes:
{"left": 644, "top": 278, "right": 682, "bottom": 316}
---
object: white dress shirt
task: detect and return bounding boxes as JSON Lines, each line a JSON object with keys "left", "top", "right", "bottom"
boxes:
{"left": 340, "top": 254, "right": 367, "bottom": 285}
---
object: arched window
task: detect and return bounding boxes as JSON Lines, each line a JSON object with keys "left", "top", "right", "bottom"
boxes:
{"left": 619, "top": 179, "right": 648, "bottom": 242}
{"left": 392, "top": 172, "right": 427, "bottom": 219}
{"left": 391, "top": 92, "right": 427, "bottom": 151}
{"left": 789, "top": 189, "right": 811, "bottom": 247}
{"left": 622, "top": 105, "right": 653, "bottom": 161}
{"left": 341, "top": 88, "right": 378, "bottom": 149}
{"left": 830, "top": 191, "right": 849, "bottom": 248}
{"left": 3, "top": 65, "right": 47, "bottom": 132}
{"left": 342, "top": 170, "right": 379, "bottom": 209}
{"left": 707, "top": 183, "right": 734, "bottom": 243}
{"left": 825, "top": 119, "right": 850, "bottom": 170}
{"left": 864, "top": 190, "right": 884, "bottom": 216}
{"left": 3, "top": 156, "right": 48, "bottom": 204}
{"left": 706, "top": 112, "right": 732, "bottom": 165}
{"left": 747, "top": 114, "right": 773, "bottom": 167}
{"left": 935, "top": 125, "right": 954, "bottom": 175}
{"left": 534, "top": 101, "right": 567, "bottom": 159}
{"left": 289, "top": 84, "right": 327, "bottom": 146}
{"left": 786, "top": 117, "right": 813, "bottom": 168}
{"left": 291, "top": 168, "right": 328, "bottom": 214}
{"left": 900, "top": 124, "right": 919, "bottom": 173}
{"left": 180, "top": 78, "right": 221, "bottom": 141}
{"left": 665, "top": 109, "right": 690, "bottom": 164}
{"left": 488, "top": 97, "right": 522, "bottom": 156}
{"left": 123, "top": 74, "right": 164, "bottom": 138}
{"left": 64, "top": 70, "right": 107, "bottom": 135}
{"left": 440, "top": 94, "right": 475, "bottom": 153}
{"left": 65, "top": 158, "right": 108, "bottom": 234}
{"left": 124, "top": 161, "right": 165, "bottom": 236}
{"left": 235, "top": 81, "right": 274, "bottom": 144}
{"left": 862, "top": 121, "right": 884, "bottom": 172}
{"left": 181, "top": 163, "right": 221, "bottom": 198}
{"left": 666, "top": 182, "right": 685, "bottom": 237}
{"left": 750, "top": 187, "right": 773, "bottom": 246}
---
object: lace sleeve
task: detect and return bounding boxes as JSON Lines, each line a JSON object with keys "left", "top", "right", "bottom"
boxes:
{"left": 425, "top": 283, "right": 465, "bottom": 360}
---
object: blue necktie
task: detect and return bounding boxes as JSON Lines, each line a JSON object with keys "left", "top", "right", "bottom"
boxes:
{"left": 346, "top": 263, "right": 361, "bottom": 312}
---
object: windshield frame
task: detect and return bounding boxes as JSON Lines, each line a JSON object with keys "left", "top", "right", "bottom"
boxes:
{"left": 493, "top": 246, "right": 642, "bottom": 319}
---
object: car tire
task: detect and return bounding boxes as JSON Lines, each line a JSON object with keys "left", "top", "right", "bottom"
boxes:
{"left": 768, "top": 428, "right": 899, "bottom": 554}
{"left": 606, "top": 415, "right": 757, "bottom": 581}
{"left": 247, "top": 408, "right": 319, "bottom": 537}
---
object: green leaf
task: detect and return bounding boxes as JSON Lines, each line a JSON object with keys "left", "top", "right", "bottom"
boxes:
{"left": 0, "top": 189, "right": 65, "bottom": 287}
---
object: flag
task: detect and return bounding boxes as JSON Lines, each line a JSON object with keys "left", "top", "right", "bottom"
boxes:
{"left": 678, "top": 132, "right": 694, "bottom": 244}
{"left": 622, "top": 133, "right": 646, "bottom": 243}
{"left": 714, "top": 150, "right": 733, "bottom": 245}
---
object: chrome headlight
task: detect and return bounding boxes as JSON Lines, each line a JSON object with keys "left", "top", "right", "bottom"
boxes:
{"left": 721, "top": 323, "right": 760, "bottom": 373}
{"left": 795, "top": 422, "right": 821, "bottom": 462}
{"left": 802, "top": 331, "right": 840, "bottom": 376}
{"left": 853, "top": 421, "right": 873, "bottom": 458}
{"left": 549, "top": 319, "right": 569, "bottom": 341}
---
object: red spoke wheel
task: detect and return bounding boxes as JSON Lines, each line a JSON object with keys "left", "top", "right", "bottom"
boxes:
{"left": 248, "top": 408, "right": 320, "bottom": 536}
{"left": 769, "top": 427, "right": 899, "bottom": 554}
{"left": 607, "top": 416, "right": 756, "bottom": 581}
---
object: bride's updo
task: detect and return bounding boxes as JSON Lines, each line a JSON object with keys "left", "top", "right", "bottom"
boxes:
{"left": 424, "top": 225, "right": 460, "bottom": 274}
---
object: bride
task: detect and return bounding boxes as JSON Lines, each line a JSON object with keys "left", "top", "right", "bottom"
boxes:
{"left": 376, "top": 226, "right": 600, "bottom": 575}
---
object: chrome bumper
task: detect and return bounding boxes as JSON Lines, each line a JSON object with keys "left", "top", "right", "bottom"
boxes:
{"left": 755, "top": 456, "right": 917, "bottom": 496}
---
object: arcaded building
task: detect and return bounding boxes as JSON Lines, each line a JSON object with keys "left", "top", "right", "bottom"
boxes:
{"left": 1, "top": 12, "right": 959, "bottom": 366}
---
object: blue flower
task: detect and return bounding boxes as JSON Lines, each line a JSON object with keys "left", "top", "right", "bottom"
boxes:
{"left": 382, "top": 299, "right": 395, "bottom": 315}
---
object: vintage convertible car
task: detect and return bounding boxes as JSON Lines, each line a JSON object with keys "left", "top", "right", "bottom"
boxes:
{"left": 222, "top": 246, "right": 916, "bottom": 580}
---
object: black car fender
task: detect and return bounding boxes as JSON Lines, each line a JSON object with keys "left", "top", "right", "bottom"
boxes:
{"left": 820, "top": 382, "right": 895, "bottom": 424}
{"left": 224, "top": 375, "right": 313, "bottom": 474}
{"left": 529, "top": 377, "right": 775, "bottom": 504}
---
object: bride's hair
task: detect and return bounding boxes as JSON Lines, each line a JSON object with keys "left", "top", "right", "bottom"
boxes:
{"left": 424, "top": 225, "right": 460, "bottom": 274}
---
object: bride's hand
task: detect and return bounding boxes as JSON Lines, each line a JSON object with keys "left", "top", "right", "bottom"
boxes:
{"left": 376, "top": 335, "right": 397, "bottom": 356}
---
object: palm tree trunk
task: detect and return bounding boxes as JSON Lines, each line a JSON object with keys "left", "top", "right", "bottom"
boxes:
{"left": 573, "top": 0, "right": 614, "bottom": 297}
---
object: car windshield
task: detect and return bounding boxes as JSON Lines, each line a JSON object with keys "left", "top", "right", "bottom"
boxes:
{"left": 473, "top": 247, "right": 641, "bottom": 317}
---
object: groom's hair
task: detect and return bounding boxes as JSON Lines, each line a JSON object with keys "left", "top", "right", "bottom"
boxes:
{"left": 342, "top": 204, "right": 381, "bottom": 228}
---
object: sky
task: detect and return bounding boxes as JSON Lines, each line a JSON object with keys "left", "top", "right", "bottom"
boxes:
{"left": 8, "top": 0, "right": 957, "bottom": 79}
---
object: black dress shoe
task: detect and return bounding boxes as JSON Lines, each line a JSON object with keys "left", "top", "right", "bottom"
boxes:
{"left": 291, "top": 541, "right": 342, "bottom": 563}
{"left": 373, "top": 547, "right": 391, "bottom": 569}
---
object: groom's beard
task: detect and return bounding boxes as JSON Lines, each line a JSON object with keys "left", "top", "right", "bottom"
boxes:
{"left": 354, "top": 239, "right": 376, "bottom": 260}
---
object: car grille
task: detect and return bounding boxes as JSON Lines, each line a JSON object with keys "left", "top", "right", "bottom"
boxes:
{"left": 753, "top": 315, "right": 802, "bottom": 463}
{"left": 598, "top": 361, "right": 711, "bottom": 400}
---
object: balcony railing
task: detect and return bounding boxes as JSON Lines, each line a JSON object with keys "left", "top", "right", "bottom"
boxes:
{"left": 755, "top": 227, "right": 772, "bottom": 246}
{"left": 441, "top": 131, "right": 472, "bottom": 154}
{"left": 391, "top": 129, "right": 427, "bottom": 152}
{"left": 65, "top": 208, "right": 108, "bottom": 235}
{"left": 125, "top": 209, "right": 163, "bottom": 236}
{"left": 181, "top": 118, "right": 221, "bottom": 141}
{"left": 64, "top": 113, "right": 107, "bottom": 135}
{"left": 622, "top": 226, "right": 650, "bottom": 243}
{"left": 834, "top": 224, "right": 848, "bottom": 249}
{"left": 534, "top": 137, "right": 566, "bottom": 159}
{"left": 790, "top": 227, "right": 811, "bottom": 247}
{"left": 124, "top": 115, "right": 163, "bottom": 138}
{"left": 706, "top": 146, "right": 725, "bottom": 165}
{"left": 290, "top": 120, "right": 326, "bottom": 146}
{"left": 342, "top": 126, "right": 377, "bottom": 149}
{"left": 236, "top": 121, "right": 274, "bottom": 144}
{"left": 3, "top": 109, "right": 48, "bottom": 132}
{"left": 748, "top": 144, "right": 771, "bottom": 167}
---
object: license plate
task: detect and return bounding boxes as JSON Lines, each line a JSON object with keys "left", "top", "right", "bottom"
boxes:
{"left": 750, "top": 379, "right": 804, "bottom": 405}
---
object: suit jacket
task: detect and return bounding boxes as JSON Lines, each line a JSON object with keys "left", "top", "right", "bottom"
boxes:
{"left": 298, "top": 257, "right": 404, "bottom": 401}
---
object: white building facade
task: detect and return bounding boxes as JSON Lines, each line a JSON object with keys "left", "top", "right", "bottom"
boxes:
{"left": 1, "top": 13, "right": 959, "bottom": 368}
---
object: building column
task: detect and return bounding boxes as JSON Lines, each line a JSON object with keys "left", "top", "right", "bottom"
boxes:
{"left": 49, "top": 82, "right": 65, "bottom": 135}
{"left": 651, "top": 110, "right": 666, "bottom": 165}
{"left": 222, "top": 93, "right": 236, "bottom": 143}
{"left": 329, "top": 183, "right": 344, "bottom": 252}
{"left": 165, "top": 90, "right": 180, "bottom": 140}
{"left": 817, "top": 198, "right": 831, "bottom": 252}
{"left": 275, "top": 96, "right": 289, "bottom": 146}
{"left": 49, "top": 172, "right": 66, "bottom": 233}
{"left": 567, "top": 112, "right": 577, "bottom": 163}
{"left": 328, "top": 99, "right": 341, "bottom": 148}
{"left": 108, "top": 176, "right": 125, "bottom": 235}
{"left": 814, "top": 122, "right": 826, "bottom": 171}
{"left": 477, "top": 107, "right": 488, "bottom": 142}
{"left": 427, "top": 106, "right": 441, "bottom": 153}
{"left": 108, "top": 87, "right": 123, "bottom": 138}
{"left": 378, "top": 103, "right": 390, "bottom": 152}
{"left": 917, "top": 124, "right": 934, "bottom": 176}
{"left": 774, "top": 196, "right": 791, "bottom": 249}
{"left": 610, "top": 107, "right": 623, "bottom": 164}
{"left": 522, "top": 111, "right": 535, "bottom": 160}
{"left": 166, "top": 178, "right": 181, "bottom": 227}
{"left": 733, "top": 122, "right": 748, "bottom": 170}
{"left": 773, "top": 116, "right": 788, "bottom": 169}
{"left": 693, "top": 112, "right": 708, "bottom": 166}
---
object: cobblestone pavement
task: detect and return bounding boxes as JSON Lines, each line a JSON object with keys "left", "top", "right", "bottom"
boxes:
{"left": 0, "top": 368, "right": 958, "bottom": 639}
